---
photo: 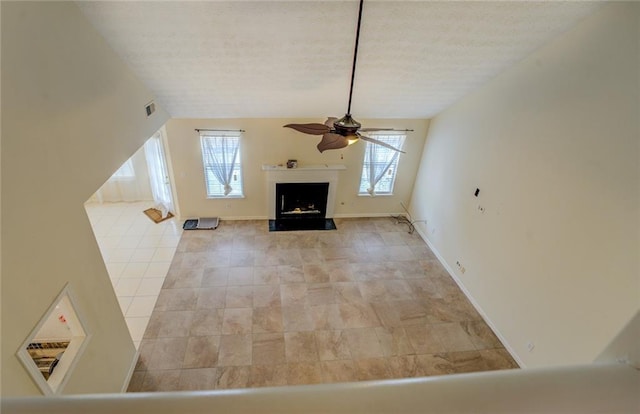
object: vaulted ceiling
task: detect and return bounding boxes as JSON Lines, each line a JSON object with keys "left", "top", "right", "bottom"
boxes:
{"left": 78, "top": 1, "right": 601, "bottom": 119}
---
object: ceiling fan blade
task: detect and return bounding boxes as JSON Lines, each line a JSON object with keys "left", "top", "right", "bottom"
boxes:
{"left": 317, "top": 133, "right": 349, "bottom": 153}
{"left": 324, "top": 117, "right": 338, "bottom": 128}
{"left": 358, "top": 134, "right": 405, "bottom": 153}
{"left": 284, "top": 123, "right": 331, "bottom": 135}
{"left": 360, "top": 128, "right": 398, "bottom": 132}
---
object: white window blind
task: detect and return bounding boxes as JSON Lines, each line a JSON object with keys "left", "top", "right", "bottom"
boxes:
{"left": 358, "top": 133, "right": 405, "bottom": 195}
{"left": 199, "top": 133, "right": 243, "bottom": 198}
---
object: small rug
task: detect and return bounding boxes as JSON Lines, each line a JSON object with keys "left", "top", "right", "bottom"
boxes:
{"left": 268, "top": 218, "right": 337, "bottom": 232}
{"left": 143, "top": 208, "right": 174, "bottom": 224}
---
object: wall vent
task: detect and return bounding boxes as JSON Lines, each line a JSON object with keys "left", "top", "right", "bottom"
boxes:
{"left": 145, "top": 102, "right": 155, "bottom": 117}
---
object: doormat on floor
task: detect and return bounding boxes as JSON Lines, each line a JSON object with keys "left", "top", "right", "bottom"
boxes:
{"left": 268, "top": 219, "right": 336, "bottom": 232}
{"left": 143, "top": 208, "right": 174, "bottom": 224}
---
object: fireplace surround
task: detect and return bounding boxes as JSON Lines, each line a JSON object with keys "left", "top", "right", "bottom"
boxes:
{"left": 263, "top": 164, "right": 346, "bottom": 220}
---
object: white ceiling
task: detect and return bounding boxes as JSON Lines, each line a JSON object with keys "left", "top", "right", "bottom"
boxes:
{"left": 78, "top": 1, "right": 601, "bottom": 120}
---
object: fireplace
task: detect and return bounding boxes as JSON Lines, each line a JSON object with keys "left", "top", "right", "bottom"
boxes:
{"left": 276, "top": 182, "right": 329, "bottom": 221}
{"left": 263, "top": 164, "right": 345, "bottom": 221}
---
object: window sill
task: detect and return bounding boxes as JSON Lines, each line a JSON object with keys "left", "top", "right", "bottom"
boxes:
{"left": 357, "top": 193, "right": 394, "bottom": 197}
{"left": 206, "top": 195, "right": 245, "bottom": 199}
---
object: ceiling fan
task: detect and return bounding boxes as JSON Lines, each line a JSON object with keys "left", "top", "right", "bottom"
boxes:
{"left": 284, "top": 0, "right": 408, "bottom": 153}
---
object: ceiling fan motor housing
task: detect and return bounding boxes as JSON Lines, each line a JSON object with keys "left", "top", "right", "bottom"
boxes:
{"left": 334, "top": 114, "right": 361, "bottom": 136}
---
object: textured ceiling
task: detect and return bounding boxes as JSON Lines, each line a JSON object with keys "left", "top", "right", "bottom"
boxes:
{"left": 78, "top": 1, "right": 601, "bottom": 119}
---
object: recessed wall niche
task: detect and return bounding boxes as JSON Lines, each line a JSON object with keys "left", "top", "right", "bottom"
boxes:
{"left": 16, "top": 284, "right": 90, "bottom": 395}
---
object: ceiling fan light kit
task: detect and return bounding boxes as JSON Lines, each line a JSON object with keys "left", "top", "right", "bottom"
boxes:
{"left": 284, "top": 0, "right": 407, "bottom": 154}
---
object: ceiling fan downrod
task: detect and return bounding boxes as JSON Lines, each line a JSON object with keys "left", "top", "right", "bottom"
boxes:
{"left": 346, "top": 0, "right": 365, "bottom": 117}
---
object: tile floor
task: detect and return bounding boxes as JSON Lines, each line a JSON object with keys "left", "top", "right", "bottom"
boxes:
{"left": 128, "top": 217, "right": 518, "bottom": 392}
{"left": 84, "top": 201, "right": 182, "bottom": 348}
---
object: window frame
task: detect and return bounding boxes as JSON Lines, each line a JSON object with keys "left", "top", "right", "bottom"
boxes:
{"left": 357, "top": 133, "right": 405, "bottom": 196}
{"left": 199, "top": 133, "right": 244, "bottom": 199}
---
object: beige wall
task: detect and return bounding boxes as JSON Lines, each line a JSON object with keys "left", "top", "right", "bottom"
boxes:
{"left": 165, "top": 118, "right": 428, "bottom": 219}
{"left": 409, "top": 2, "right": 639, "bottom": 367}
{"left": 1, "top": 2, "right": 169, "bottom": 395}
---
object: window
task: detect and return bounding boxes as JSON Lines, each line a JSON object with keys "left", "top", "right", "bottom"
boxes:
{"left": 200, "top": 133, "right": 243, "bottom": 197}
{"left": 358, "top": 133, "right": 405, "bottom": 196}
{"left": 111, "top": 158, "right": 135, "bottom": 179}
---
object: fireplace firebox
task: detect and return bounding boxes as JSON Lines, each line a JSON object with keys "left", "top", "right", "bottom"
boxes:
{"left": 275, "top": 182, "right": 329, "bottom": 221}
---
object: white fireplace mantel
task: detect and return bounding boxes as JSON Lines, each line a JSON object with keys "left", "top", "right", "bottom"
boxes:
{"left": 263, "top": 164, "right": 346, "bottom": 219}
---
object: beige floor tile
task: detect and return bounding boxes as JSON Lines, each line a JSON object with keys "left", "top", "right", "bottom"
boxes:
{"left": 177, "top": 368, "right": 218, "bottom": 391}
{"left": 287, "top": 362, "right": 323, "bottom": 385}
{"left": 201, "top": 267, "right": 229, "bottom": 287}
{"left": 278, "top": 265, "right": 305, "bottom": 283}
{"left": 253, "top": 266, "right": 279, "bottom": 285}
{"left": 387, "top": 355, "right": 422, "bottom": 378}
{"left": 310, "top": 304, "right": 345, "bottom": 330}
{"left": 222, "top": 308, "right": 253, "bottom": 334}
{"left": 354, "top": 357, "right": 392, "bottom": 381}
{"left": 315, "top": 330, "right": 352, "bottom": 361}
{"left": 282, "top": 304, "right": 315, "bottom": 331}
{"left": 431, "top": 322, "right": 477, "bottom": 352}
{"left": 228, "top": 266, "right": 254, "bottom": 285}
{"left": 303, "top": 264, "right": 331, "bottom": 283}
{"left": 140, "top": 369, "right": 181, "bottom": 392}
{"left": 253, "top": 285, "right": 281, "bottom": 308}
{"left": 375, "top": 326, "right": 415, "bottom": 357}
{"left": 183, "top": 336, "right": 220, "bottom": 368}
{"left": 189, "top": 309, "right": 224, "bottom": 336}
{"left": 249, "top": 364, "right": 288, "bottom": 387}
{"left": 214, "top": 366, "right": 251, "bottom": 389}
{"left": 218, "top": 334, "right": 252, "bottom": 366}
{"left": 344, "top": 328, "right": 385, "bottom": 359}
{"left": 146, "top": 337, "right": 188, "bottom": 370}
{"left": 321, "top": 360, "right": 358, "bottom": 383}
{"left": 252, "top": 333, "right": 286, "bottom": 365}
{"left": 252, "top": 305, "right": 284, "bottom": 333}
{"left": 225, "top": 286, "right": 253, "bottom": 308}
{"left": 145, "top": 310, "right": 194, "bottom": 338}
{"left": 195, "top": 287, "right": 227, "bottom": 309}
{"left": 285, "top": 331, "right": 319, "bottom": 362}
{"left": 338, "top": 302, "right": 380, "bottom": 329}
{"left": 155, "top": 288, "right": 199, "bottom": 311}
{"left": 163, "top": 268, "right": 203, "bottom": 289}
{"left": 280, "top": 284, "right": 308, "bottom": 306}
{"left": 404, "top": 325, "right": 447, "bottom": 354}
{"left": 307, "top": 283, "right": 336, "bottom": 306}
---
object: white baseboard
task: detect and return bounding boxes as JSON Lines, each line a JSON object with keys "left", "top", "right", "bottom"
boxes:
{"left": 413, "top": 226, "right": 525, "bottom": 368}
{"left": 333, "top": 212, "right": 406, "bottom": 219}
{"left": 121, "top": 348, "right": 140, "bottom": 393}
{"left": 216, "top": 215, "right": 268, "bottom": 221}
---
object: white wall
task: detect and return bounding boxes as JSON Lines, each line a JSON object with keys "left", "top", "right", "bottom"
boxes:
{"left": 409, "top": 2, "right": 639, "bottom": 367}
{"left": 165, "top": 118, "right": 428, "bottom": 219}
{"left": 1, "top": 2, "right": 169, "bottom": 395}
